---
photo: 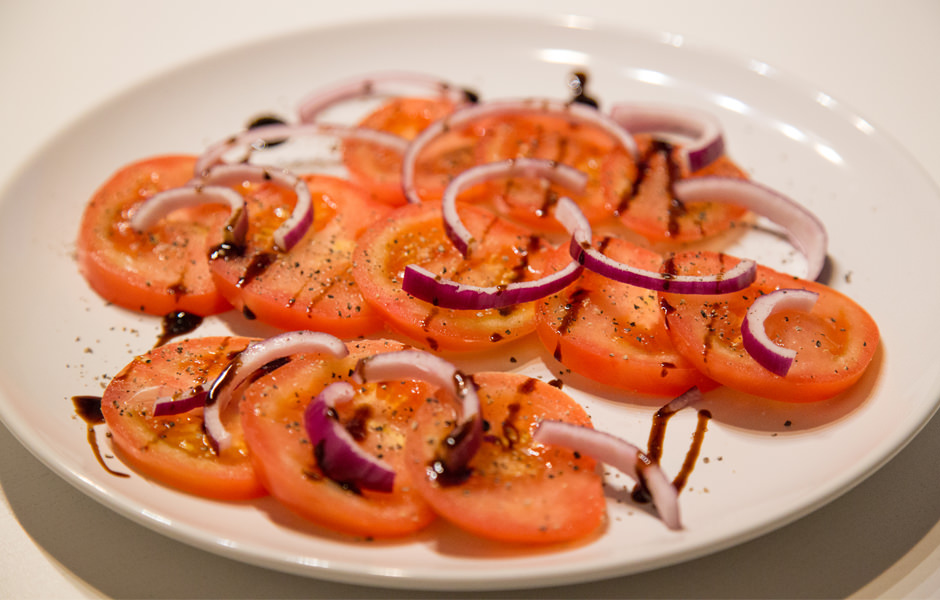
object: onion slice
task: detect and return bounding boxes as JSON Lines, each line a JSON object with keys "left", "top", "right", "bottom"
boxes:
{"left": 151, "top": 387, "right": 209, "bottom": 417}
{"left": 198, "top": 163, "right": 313, "bottom": 252}
{"left": 556, "top": 196, "right": 758, "bottom": 294}
{"left": 297, "top": 71, "right": 477, "bottom": 123}
{"left": 533, "top": 420, "right": 681, "bottom": 530}
{"left": 354, "top": 350, "right": 482, "bottom": 471}
{"left": 741, "top": 288, "right": 820, "bottom": 376}
{"left": 402, "top": 98, "right": 638, "bottom": 204}
{"left": 609, "top": 102, "right": 725, "bottom": 172}
{"left": 440, "top": 158, "right": 587, "bottom": 256}
{"left": 203, "top": 331, "right": 348, "bottom": 452}
{"left": 129, "top": 185, "right": 248, "bottom": 248}
{"left": 302, "top": 381, "right": 396, "bottom": 493}
{"left": 673, "top": 176, "right": 828, "bottom": 281}
{"left": 194, "top": 121, "right": 410, "bottom": 178}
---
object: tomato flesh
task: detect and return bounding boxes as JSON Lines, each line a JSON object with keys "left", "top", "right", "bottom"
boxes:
{"left": 76, "top": 155, "right": 231, "bottom": 316}
{"left": 405, "top": 371, "right": 605, "bottom": 544}
{"left": 239, "top": 339, "right": 437, "bottom": 538}
{"left": 536, "top": 238, "right": 717, "bottom": 396}
{"left": 659, "top": 251, "right": 880, "bottom": 402}
{"left": 101, "top": 336, "right": 265, "bottom": 500}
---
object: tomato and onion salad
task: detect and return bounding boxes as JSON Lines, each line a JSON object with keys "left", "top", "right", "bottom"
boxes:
{"left": 77, "top": 70, "right": 881, "bottom": 546}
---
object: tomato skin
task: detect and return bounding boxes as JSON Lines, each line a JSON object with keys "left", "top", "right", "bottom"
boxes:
{"left": 602, "top": 135, "right": 750, "bottom": 243}
{"left": 404, "top": 372, "right": 605, "bottom": 544}
{"left": 101, "top": 336, "right": 266, "bottom": 500}
{"left": 535, "top": 238, "right": 717, "bottom": 396}
{"left": 208, "top": 174, "right": 391, "bottom": 338}
{"left": 76, "top": 155, "right": 232, "bottom": 316}
{"left": 659, "top": 251, "right": 880, "bottom": 402}
{"left": 351, "top": 200, "right": 554, "bottom": 352}
{"left": 239, "top": 339, "right": 437, "bottom": 539}
{"left": 343, "top": 97, "right": 459, "bottom": 206}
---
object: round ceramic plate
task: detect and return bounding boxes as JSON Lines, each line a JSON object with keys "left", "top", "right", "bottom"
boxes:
{"left": 0, "top": 13, "right": 938, "bottom": 591}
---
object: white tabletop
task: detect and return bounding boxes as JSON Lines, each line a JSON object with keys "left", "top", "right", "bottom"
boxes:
{"left": 2, "top": 1, "right": 939, "bottom": 597}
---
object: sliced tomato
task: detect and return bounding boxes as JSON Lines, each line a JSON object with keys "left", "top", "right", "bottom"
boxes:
{"left": 239, "top": 339, "right": 437, "bottom": 539}
{"left": 602, "top": 135, "right": 750, "bottom": 243}
{"left": 208, "top": 174, "right": 391, "bottom": 338}
{"left": 76, "top": 155, "right": 232, "bottom": 316}
{"left": 404, "top": 371, "right": 605, "bottom": 544}
{"left": 101, "top": 336, "right": 265, "bottom": 500}
{"left": 659, "top": 251, "right": 880, "bottom": 402}
{"left": 343, "top": 96, "right": 459, "bottom": 205}
{"left": 351, "top": 200, "right": 557, "bottom": 352}
{"left": 472, "top": 112, "right": 625, "bottom": 229}
{"left": 535, "top": 238, "right": 717, "bottom": 396}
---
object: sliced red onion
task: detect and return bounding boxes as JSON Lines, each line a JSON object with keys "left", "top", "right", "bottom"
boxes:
{"left": 297, "top": 71, "right": 476, "bottom": 123}
{"left": 152, "top": 387, "right": 209, "bottom": 417}
{"left": 555, "top": 196, "right": 758, "bottom": 294}
{"left": 673, "top": 176, "right": 828, "bottom": 281}
{"left": 741, "top": 288, "right": 820, "bottom": 377}
{"left": 533, "top": 420, "right": 681, "bottom": 530}
{"left": 303, "top": 381, "right": 396, "bottom": 493}
{"left": 402, "top": 98, "right": 639, "bottom": 204}
{"left": 129, "top": 185, "right": 248, "bottom": 247}
{"left": 354, "top": 350, "right": 482, "bottom": 471}
{"left": 401, "top": 260, "right": 583, "bottom": 310}
{"left": 441, "top": 158, "right": 588, "bottom": 256}
{"left": 203, "top": 331, "right": 348, "bottom": 452}
{"left": 609, "top": 102, "right": 725, "bottom": 172}
{"left": 198, "top": 163, "right": 313, "bottom": 252}
{"left": 194, "top": 121, "right": 410, "bottom": 177}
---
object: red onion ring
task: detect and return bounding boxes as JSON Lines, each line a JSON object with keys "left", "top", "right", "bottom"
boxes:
{"left": 151, "top": 387, "right": 209, "bottom": 417}
{"left": 673, "top": 176, "right": 829, "bottom": 281}
{"left": 533, "top": 420, "right": 681, "bottom": 530}
{"left": 303, "top": 381, "right": 396, "bottom": 493}
{"left": 741, "top": 288, "right": 820, "bottom": 376}
{"left": 198, "top": 163, "right": 313, "bottom": 252}
{"left": 440, "top": 158, "right": 587, "bottom": 256}
{"left": 193, "top": 121, "right": 410, "bottom": 177}
{"left": 609, "top": 102, "right": 725, "bottom": 172}
{"left": 402, "top": 98, "right": 639, "bottom": 204}
{"left": 555, "top": 196, "right": 758, "bottom": 294}
{"left": 354, "top": 350, "right": 482, "bottom": 471}
{"left": 203, "top": 331, "right": 348, "bottom": 452}
{"left": 297, "top": 71, "right": 477, "bottom": 123}
{"left": 129, "top": 185, "right": 249, "bottom": 248}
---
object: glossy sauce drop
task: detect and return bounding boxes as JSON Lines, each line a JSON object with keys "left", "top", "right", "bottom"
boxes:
{"left": 72, "top": 396, "right": 129, "bottom": 478}
{"left": 155, "top": 311, "right": 203, "bottom": 347}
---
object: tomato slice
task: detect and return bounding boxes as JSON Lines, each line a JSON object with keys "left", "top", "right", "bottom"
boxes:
{"left": 659, "top": 251, "right": 880, "bottom": 402}
{"left": 535, "top": 238, "right": 717, "bottom": 396}
{"left": 101, "top": 336, "right": 266, "bottom": 500}
{"left": 239, "top": 339, "right": 437, "bottom": 539}
{"left": 404, "top": 371, "right": 605, "bottom": 544}
{"left": 343, "top": 96, "right": 459, "bottom": 206}
{"left": 602, "top": 135, "right": 750, "bottom": 243}
{"left": 472, "top": 112, "right": 624, "bottom": 229}
{"left": 208, "top": 174, "right": 391, "bottom": 338}
{"left": 76, "top": 155, "right": 232, "bottom": 316}
{"left": 351, "top": 200, "right": 556, "bottom": 352}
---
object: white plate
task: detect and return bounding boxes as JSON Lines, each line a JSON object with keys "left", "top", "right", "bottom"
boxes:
{"left": 1, "top": 13, "right": 939, "bottom": 592}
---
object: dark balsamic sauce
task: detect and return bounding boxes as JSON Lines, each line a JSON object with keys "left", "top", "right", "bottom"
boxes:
{"left": 155, "top": 311, "right": 204, "bottom": 347}
{"left": 568, "top": 71, "right": 599, "bottom": 108}
{"left": 72, "top": 396, "right": 129, "bottom": 478}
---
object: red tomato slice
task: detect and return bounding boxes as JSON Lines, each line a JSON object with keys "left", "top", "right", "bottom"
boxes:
{"left": 101, "top": 336, "right": 266, "bottom": 500}
{"left": 602, "top": 135, "right": 750, "bottom": 243}
{"left": 76, "top": 155, "right": 232, "bottom": 316}
{"left": 404, "top": 371, "right": 605, "bottom": 544}
{"left": 343, "top": 96, "right": 459, "bottom": 206}
{"left": 535, "top": 238, "right": 717, "bottom": 396}
{"left": 239, "top": 339, "right": 437, "bottom": 539}
{"left": 208, "top": 174, "right": 391, "bottom": 338}
{"left": 472, "top": 112, "right": 625, "bottom": 229}
{"left": 351, "top": 200, "right": 556, "bottom": 352}
{"left": 659, "top": 251, "right": 880, "bottom": 402}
